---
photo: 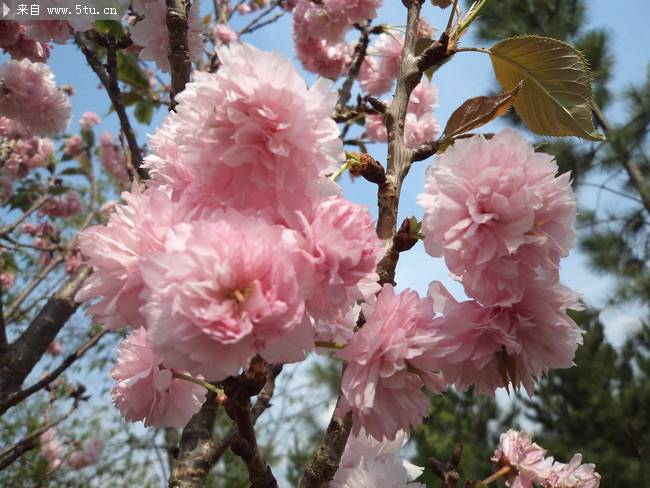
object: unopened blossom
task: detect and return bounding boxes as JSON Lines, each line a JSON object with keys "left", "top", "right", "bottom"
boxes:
{"left": 301, "top": 197, "right": 383, "bottom": 320}
{"left": 214, "top": 23, "right": 238, "bottom": 44}
{"left": 294, "top": 36, "right": 352, "bottom": 79}
{"left": 112, "top": 328, "right": 207, "bottom": 428}
{"left": 417, "top": 130, "right": 576, "bottom": 305}
{"left": 40, "top": 190, "right": 82, "bottom": 218}
{"left": 337, "top": 285, "right": 446, "bottom": 441}
{"left": 429, "top": 281, "right": 583, "bottom": 395}
{"left": 236, "top": 3, "right": 251, "bottom": 14}
{"left": 76, "top": 185, "right": 193, "bottom": 329}
{"left": 99, "top": 132, "right": 129, "bottom": 184}
{"left": 0, "top": 59, "right": 71, "bottom": 137}
{"left": 358, "top": 33, "right": 403, "bottom": 96}
{"left": 66, "top": 438, "right": 103, "bottom": 469}
{"left": 547, "top": 454, "right": 600, "bottom": 488}
{"left": 131, "top": 0, "right": 203, "bottom": 72}
{"left": 139, "top": 211, "right": 310, "bottom": 381}
{"left": 145, "top": 42, "right": 343, "bottom": 220}
{"left": 79, "top": 111, "right": 100, "bottom": 130}
{"left": 333, "top": 429, "right": 425, "bottom": 488}
{"left": 40, "top": 428, "right": 64, "bottom": 470}
{"left": 492, "top": 430, "right": 554, "bottom": 487}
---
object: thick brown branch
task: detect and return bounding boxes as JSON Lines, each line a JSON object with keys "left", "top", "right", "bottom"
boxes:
{"left": 223, "top": 360, "right": 277, "bottom": 488}
{"left": 169, "top": 392, "right": 219, "bottom": 488}
{"left": 298, "top": 412, "right": 353, "bottom": 488}
{"left": 0, "top": 266, "right": 91, "bottom": 415}
{"left": 165, "top": 0, "right": 192, "bottom": 109}
{"left": 0, "top": 329, "right": 107, "bottom": 413}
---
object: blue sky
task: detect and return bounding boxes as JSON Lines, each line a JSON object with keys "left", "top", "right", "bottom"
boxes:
{"left": 9, "top": 0, "right": 650, "bottom": 349}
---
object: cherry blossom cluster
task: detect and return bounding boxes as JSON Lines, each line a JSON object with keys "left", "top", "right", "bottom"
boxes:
{"left": 0, "top": 59, "right": 71, "bottom": 137}
{"left": 99, "top": 132, "right": 129, "bottom": 184}
{"left": 493, "top": 430, "right": 600, "bottom": 488}
{"left": 418, "top": 130, "right": 583, "bottom": 394}
{"left": 291, "top": 0, "right": 383, "bottom": 78}
{"left": 76, "top": 43, "right": 384, "bottom": 428}
{"left": 0, "top": 21, "right": 50, "bottom": 62}
{"left": 41, "top": 428, "right": 103, "bottom": 471}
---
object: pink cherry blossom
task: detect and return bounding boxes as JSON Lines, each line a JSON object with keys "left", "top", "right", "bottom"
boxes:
{"left": 492, "top": 430, "right": 554, "bottom": 487}
{"left": 64, "top": 248, "right": 82, "bottom": 274}
{"left": 417, "top": 17, "right": 436, "bottom": 38}
{"left": 131, "top": 0, "right": 204, "bottom": 72}
{"left": 315, "top": 303, "right": 360, "bottom": 345}
{"left": 292, "top": 0, "right": 382, "bottom": 45}
{"left": 139, "top": 210, "right": 310, "bottom": 381}
{"left": 0, "top": 59, "right": 71, "bottom": 137}
{"left": 358, "top": 33, "right": 403, "bottom": 96}
{"left": 145, "top": 42, "right": 343, "bottom": 220}
{"left": 40, "top": 190, "right": 82, "bottom": 218}
{"left": 366, "top": 81, "right": 439, "bottom": 149}
{"left": 66, "top": 438, "right": 103, "bottom": 469}
{"left": 429, "top": 281, "right": 583, "bottom": 395}
{"left": 79, "top": 111, "right": 100, "bottom": 130}
{"left": 333, "top": 429, "right": 425, "bottom": 488}
{"left": 417, "top": 130, "right": 576, "bottom": 305}
{"left": 547, "top": 455, "right": 600, "bottom": 488}
{"left": 294, "top": 36, "right": 352, "bottom": 79}
{"left": 112, "top": 328, "right": 207, "bottom": 428}
{"left": 1, "top": 24, "right": 50, "bottom": 62}
{"left": 4, "top": 136, "right": 53, "bottom": 177}
{"left": 25, "top": 21, "right": 71, "bottom": 44}
{"left": 337, "top": 284, "right": 446, "bottom": 441}
{"left": 40, "top": 428, "right": 64, "bottom": 470}
{"left": 0, "top": 271, "right": 15, "bottom": 290}
{"left": 99, "top": 132, "right": 129, "bottom": 184}
{"left": 301, "top": 197, "right": 383, "bottom": 320}
{"left": 214, "top": 23, "right": 238, "bottom": 44}
{"left": 75, "top": 185, "right": 193, "bottom": 330}
{"left": 63, "top": 135, "right": 84, "bottom": 159}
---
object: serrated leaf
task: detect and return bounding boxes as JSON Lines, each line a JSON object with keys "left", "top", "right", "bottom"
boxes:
{"left": 443, "top": 82, "right": 523, "bottom": 139}
{"left": 117, "top": 52, "right": 149, "bottom": 90}
{"left": 489, "top": 35, "right": 605, "bottom": 141}
{"left": 134, "top": 101, "right": 154, "bottom": 125}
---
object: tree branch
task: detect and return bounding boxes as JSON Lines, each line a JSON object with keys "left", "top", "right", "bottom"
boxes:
{"left": 0, "top": 266, "right": 92, "bottom": 415}
{"left": 335, "top": 24, "right": 372, "bottom": 112}
{"left": 0, "top": 329, "right": 107, "bottom": 413}
{"left": 75, "top": 33, "right": 145, "bottom": 178}
{"left": 165, "top": 0, "right": 192, "bottom": 109}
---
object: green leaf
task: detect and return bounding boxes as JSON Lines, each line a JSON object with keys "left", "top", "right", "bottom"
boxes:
{"left": 489, "top": 35, "right": 605, "bottom": 141}
{"left": 81, "top": 128, "right": 95, "bottom": 148}
{"left": 134, "top": 100, "right": 154, "bottom": 125}
{"left": 442, "top": 81, "right": 523, "bottom": 139}
{"left": 117, "top": 51, "right": 149, "bottom": 90}
{"left": 94, "top": 20, "right": 125, "bottom": 38}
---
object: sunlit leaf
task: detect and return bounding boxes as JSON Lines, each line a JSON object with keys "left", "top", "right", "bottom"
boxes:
{"left": 442, "top": 81, "right": 523, "bottom": 139}
{"left": 489, "top": 35, "right": 605, "bottom": 141}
